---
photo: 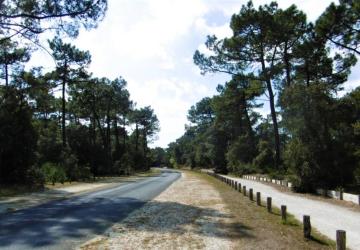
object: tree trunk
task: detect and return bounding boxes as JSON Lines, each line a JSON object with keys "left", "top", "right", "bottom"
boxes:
{"left": 123, "top": 117, "right": 126, "bottom": 147}
{"left": 143, "top": 130, "right": 148, "bottom": 170}
{"left": 284, "top": 42, "right": 291, "bottom": 87}
{"left": 61, "top": 76, "right": 67, "bottom": 148}
{"left": 267, "top": 79, "right": 281, "bottom": 168}
{"left": 105, "top": 106, "right": 112, "bottom": 167}
{"left": 135, "top": 123, "right": 139, "bottom": 152}
{"left": 4, "top": 64, "right": 8, "bottom": 87}
{"left": 260, "top": 54, "right": 281, "bottom": 168}
{"left": 114, "top": 118, "right": 120, "bottom": 150}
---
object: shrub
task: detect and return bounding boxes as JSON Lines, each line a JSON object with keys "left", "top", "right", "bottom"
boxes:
{"left": 252, "top": 140, "right": 274, "bottom": 172}
{"left": 0, "top": 88, "right": 38, "bottom": 184}
{"left": 284, "top": 139, "right": 318, "bottom": 192}
{"left": 41, "top": 162, "right": 67, "bottom": 185}
{"left": 59, "top": 147, "right": 79, "bottom": 182}
{"left": 72, "top": 164, "right": 92, "bottom": 181}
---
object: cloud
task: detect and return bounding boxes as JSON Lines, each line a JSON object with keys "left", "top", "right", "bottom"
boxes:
{"left": 26, "top": 0, "right": 356, "bottom": 149}
{"left": 127, "top": 77, "right": 215, "bottom": 147}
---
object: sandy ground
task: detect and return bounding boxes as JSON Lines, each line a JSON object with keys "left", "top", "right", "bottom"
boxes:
{"left": 80, "top": 173, "right": 236, "bottom": 250}
{"left": 225, "top": 175, "right": 360, "bottom": 250}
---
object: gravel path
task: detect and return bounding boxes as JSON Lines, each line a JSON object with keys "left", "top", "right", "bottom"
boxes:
{"left": 80, "top": 172, "right": 235, "bottom": 250}
{"left": 224, "top": 176, "right": 360, "bottom": 250}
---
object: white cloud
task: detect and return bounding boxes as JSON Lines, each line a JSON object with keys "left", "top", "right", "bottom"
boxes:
{"left": 127, "top": 77, "right": 214, "bottom": 147}
{"left": 26, "top": 0, "right": 358, "bottom": 148}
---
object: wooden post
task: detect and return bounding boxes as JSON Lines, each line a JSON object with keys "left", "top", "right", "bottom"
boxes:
{"left": 234, "top": 181, "right": 238, "bottom": 190}
{"left": 267, "top": 197, "right": 272, "bottom": 212}
{"left": 281, "top": 205, "right": 287, "bottom": 221}
{"left": 249, "top": 188, "right": 253, "bottom": 201}
{"left": 336, "top": 230, "right": 346, "bottom": 250}
{"left": 256, "top": 192, "right": 261, "bottom": 206}
{"left": 243, "top": 186, "right": 247, "bottom": 196}
{"left": 238, "top": 183, "right": 241, "bottom": 192}
{"left": 303, "top": 215, "right": 311, "bottom": 239}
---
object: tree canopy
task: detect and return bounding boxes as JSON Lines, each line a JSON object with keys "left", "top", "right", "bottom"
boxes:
{"left": 170, "top": 0, "right": 360, "bottom": 192}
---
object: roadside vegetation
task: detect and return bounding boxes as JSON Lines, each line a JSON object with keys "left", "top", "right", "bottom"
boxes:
{"left": 0, "top": 0, "right": 162, "bottom": 189}
{"left": 167, "top": 0, "right": 360, "bottom": 193}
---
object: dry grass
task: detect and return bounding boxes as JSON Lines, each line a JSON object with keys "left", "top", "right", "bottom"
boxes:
{"left": 193, "top": 170, "right": 336, "bottom": 249}
{"left": 0, "top": 185, "right": 42, "bottom": 198}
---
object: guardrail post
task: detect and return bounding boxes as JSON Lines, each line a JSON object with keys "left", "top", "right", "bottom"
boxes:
{"left": 249, "top": 188, "right": 253, "bottom": 201}
{"left": 256, "top": 192, "right": 261, "bottom": 206}
{"left": 281, "top": 205, "right": 287, "bottom": 221}
{"left": 336, "top": 230, "right": 346, "bottom": 250}
{"left": 267, "top": 197, "right": 272, "bottom": 212}
{"left": 303, "top": 215, "right": 311, "bottom": 239}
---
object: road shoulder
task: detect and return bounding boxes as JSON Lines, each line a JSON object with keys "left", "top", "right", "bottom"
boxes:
{"left": 80, "top": 170, "right": 333, "bottom": 250}
{"left": 0, "top": 170, "right": 161, "bottom": 215}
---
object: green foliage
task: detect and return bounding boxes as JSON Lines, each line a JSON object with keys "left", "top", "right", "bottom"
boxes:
{"left": 284, "top": 139, "right": 318, "bottom": 192}
{"left": 118, "top": 152, "right": 134, "bottom": 175}
{"left": 315, "top": 0, "right": 360, "bottom": 55}
{"left": 226, "top": 135, "right": 257, "bottom": 173}
{"left": 41, "top": 162, "right": 67, "bottom": 185}
{"left": 0, "top": 0, "right": 108, "bottom": 40}
{"left": 59, "top": 148, "right": 79, "bottom": 182}
{"left": 150, "top": 147, "right": 169, "bottom": 167}
{"left": 281, "top": 84, "right": 359, "bottom": 190}
{"left": 253, "top": 140, "right": 274, "bottom": 172}
{"left": 0, "top": 0, "right": 161, "bottom": 188}
{"left": 170, "top": 0, "right": 359, "bottom": 194}
{"left": 0, "top": 88, "right": 38, "bottom": 184}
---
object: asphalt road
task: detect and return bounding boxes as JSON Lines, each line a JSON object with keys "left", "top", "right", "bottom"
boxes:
{"left": 0, "top": 169, "right": 181, "bottom": 250}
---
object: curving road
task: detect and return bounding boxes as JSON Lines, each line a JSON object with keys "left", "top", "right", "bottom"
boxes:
{"left": 0, "top": 169, "right": 180, "bottom": 250}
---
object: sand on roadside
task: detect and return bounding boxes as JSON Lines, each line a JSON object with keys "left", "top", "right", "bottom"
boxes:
{"left": 80, "top": 172, "right": 236, "bottom": 250}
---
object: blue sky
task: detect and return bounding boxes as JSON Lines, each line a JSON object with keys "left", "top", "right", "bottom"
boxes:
{"left": 29, "top": 0, "right": 359, "bottom": 148}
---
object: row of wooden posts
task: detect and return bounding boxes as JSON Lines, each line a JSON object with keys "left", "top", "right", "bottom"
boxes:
{"left": 207, "top": 172, "right": 347, "bottom": 250}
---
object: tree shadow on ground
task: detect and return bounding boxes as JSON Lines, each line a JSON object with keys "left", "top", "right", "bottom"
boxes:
{"left": 0, "top": 195, "right": 253, "bottom": 249}
{"left": 111, "top": 199, "right": 254, "bottom": 241}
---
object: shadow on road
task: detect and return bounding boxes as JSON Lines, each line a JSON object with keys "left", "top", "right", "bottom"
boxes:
{"left": 0, "top": 196, "right": 253, "bottom": 249}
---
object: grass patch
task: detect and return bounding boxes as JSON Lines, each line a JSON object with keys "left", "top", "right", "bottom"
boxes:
{"left": 186, "top": 170, "right": 336, "bottom": 249}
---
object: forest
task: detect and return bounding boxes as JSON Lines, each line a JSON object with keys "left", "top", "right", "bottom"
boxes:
{"left": 167, "top": 0, "right": 360, "bottom": 192}
{"left": 0, "top": 0, "right": 161, "bottom": 187}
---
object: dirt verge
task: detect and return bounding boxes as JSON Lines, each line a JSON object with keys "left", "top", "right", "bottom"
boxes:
{"left": 80, "top": 170, "right": 334, "bottom": 250}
